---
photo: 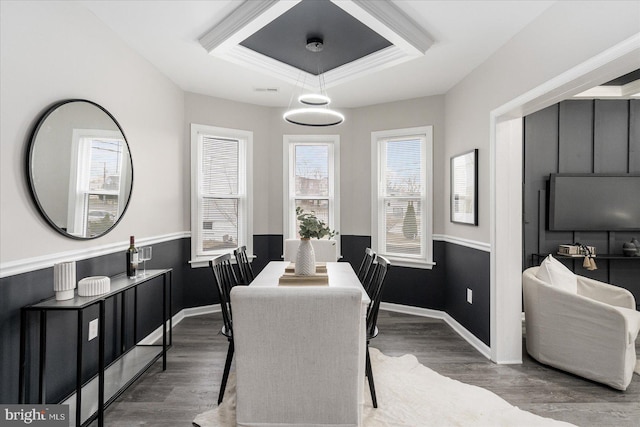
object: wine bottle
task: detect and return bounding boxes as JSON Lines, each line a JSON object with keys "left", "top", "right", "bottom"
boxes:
{"left": 126, "top": 235, "right": 138, "bottom": 278}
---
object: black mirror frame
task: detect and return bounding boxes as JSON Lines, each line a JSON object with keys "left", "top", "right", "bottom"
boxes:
{"left": 26, "top": 99, "right": 134, "bottom": 240}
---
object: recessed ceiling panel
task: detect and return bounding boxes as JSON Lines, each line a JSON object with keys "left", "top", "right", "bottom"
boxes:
{"left": 239, "top": 0, "right": 392, "bottom": 75}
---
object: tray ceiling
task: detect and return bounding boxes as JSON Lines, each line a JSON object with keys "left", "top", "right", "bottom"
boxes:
{"left": 82, "top": 1, "right": 568, "bottom": 108}
{"left": 198, "top": 0, "right": 433, "bottom": 92}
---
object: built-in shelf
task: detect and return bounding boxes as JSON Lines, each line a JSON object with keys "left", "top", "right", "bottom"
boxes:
{"left": 20, "top": 269, "right": 173, "bottom": 427}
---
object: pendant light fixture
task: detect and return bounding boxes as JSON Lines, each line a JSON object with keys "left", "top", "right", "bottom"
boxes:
{"left": 283, "top": 37, "right": 344, "bottom": 127}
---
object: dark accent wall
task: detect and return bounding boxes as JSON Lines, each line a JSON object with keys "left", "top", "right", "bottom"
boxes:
{"left": 249, "top": 234, "right": 486, "bottom": 344}
{"left": 444, "top": 243, "right": 490, "bottom": 345}
{"left": 252, "top": 235, "right": 284, "bottom": 275}
{"left": 523, "top": 99, "right": 640, "bottom": 307}
{"left": 2, "top": 233, "right": 491, "bottom": 403}
{"left": 340, "top": 235, "right": 489, "bottom": 345}
{"left": 341, "top": 236, "right": 447, "bottom": 312}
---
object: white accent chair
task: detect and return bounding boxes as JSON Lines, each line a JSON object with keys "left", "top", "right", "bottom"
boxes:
{"left": 283, "top": 238, "right": 338, "bottom": 262}
{"left": 231, "top": 286, "right": 362, "bottom": 427}
{"left": 523, "top": 256, "right": 640, "bottom": 390}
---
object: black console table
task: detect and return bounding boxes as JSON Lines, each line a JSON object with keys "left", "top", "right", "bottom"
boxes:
{"left": 19, "top": 269, "right": 172, "bottom": 427}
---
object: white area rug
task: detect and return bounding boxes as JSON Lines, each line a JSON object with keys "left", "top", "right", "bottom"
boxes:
{"left": 193, "top": 348, "right": 575, "bottom": 427}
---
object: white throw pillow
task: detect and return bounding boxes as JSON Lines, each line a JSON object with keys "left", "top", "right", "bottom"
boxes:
{"left": 536, "top": 255, "right": 577, "bottom": 293}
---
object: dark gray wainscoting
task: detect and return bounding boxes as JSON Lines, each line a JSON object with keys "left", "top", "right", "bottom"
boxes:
{"left": 339, "top": 235, "right": 490, "bottom": 345}
{"left": 378, "top": 242, "right": 447, "bottom": 311}
{"left": 0, "top": 238, "right": 191, "bottom": 404}
{"left": 338, "top": 235, "right": 488, "bottom": 345}
{"left": 1, "top": 234, "right": 492, "bottom": 403}
{"left": 252, "top": 234, "right": 284, "bottom": 276}
{"left": 444, "top": 243, "right": 490, "bottom": 346}
{"left": 341, "top": 235, "right": 447, "bottom": 310}
{"left": 523, "top": 99, "right": 640, "bottom": 308}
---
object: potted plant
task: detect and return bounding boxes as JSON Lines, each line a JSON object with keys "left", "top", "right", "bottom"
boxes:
{"left": 294, "top": 207, "right": 338, "bottom": 275}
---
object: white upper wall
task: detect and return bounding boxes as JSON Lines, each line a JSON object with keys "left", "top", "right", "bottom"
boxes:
{"left": 0, "top": 0, "right": 446, "bottom": 271}
{"left": 3, "top": 0, "right": 638, "bottom": 269}
{"left": 184, "top": 92, "right": 273, "bottom": 234}
{"left": 0, "top": 1, "right": 185, "bottom": 264}
{"left": 444, "top": 0, "right": 640, "bottom": 244}
{"left": 348, "top": 96, "right": 446, "bottom": 236}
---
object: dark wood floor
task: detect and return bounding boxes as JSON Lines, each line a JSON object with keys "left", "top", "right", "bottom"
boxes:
{"left": 95, "top": 310, "right": 640, "bottom": 427}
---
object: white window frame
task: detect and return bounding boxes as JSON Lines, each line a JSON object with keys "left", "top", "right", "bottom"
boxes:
{"left": 190, "top": 124, "right": 253, "bottom": 268}
{"left": 67, "top": 129, "right": 127, "bottom": 237}
{"left": 371, "top": 126, "right": 434, "bottom": 269}
{"left": 283, "top": 134, "right": 340, "bottom": 253}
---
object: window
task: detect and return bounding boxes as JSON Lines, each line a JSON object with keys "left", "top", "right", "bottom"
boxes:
{"left": 68, "top": 129, "right": 128, "bottom": 238}
{"left": 371, "top": 126, "right": 434, "bottom": 269}
{"left": 283, "top": 135, "right": 340, "bottom": 246}
{"left": 191, "top": 124, "right": 252, "bottom": 266}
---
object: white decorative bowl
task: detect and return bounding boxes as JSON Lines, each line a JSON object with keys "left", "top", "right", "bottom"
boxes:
{"left": 78, "top": 276, "right": 111, "bottom": 296}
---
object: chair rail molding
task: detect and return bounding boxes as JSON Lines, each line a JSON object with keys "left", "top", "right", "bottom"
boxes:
{"left": 0, "top": 232, "right": 190, "bottom": 278}
{"left": 433, "top": 234, "right": 491, "bottom": 252}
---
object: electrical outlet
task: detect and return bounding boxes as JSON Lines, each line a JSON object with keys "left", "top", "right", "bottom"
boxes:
{"left": 466, "top": 288, "right": 473, "bottom": 304}
{"left": 88, "top": 319, "right": 99, "bottom": 341}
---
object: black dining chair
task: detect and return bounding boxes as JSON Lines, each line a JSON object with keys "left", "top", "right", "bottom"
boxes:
{"left": 356, "top": 247, "right": 376, "bottom": 285}
{"left": 234, "top": 245, "right": 254, "bottom": 285}
{"left": 209, "top": 253, "right": 239, "bottom": 404}
{"left": 364, "top": 256, "right": 391, "bottom": 408}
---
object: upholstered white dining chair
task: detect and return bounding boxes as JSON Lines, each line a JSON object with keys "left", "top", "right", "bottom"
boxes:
{"left": 283, "top": 238, "right": 338, "bottom": 262}
{"left": 523, "top": 255, "right": 640, "bottom": 390}
{"left": 230, "top": 286, "right": 363, "bottom": 427}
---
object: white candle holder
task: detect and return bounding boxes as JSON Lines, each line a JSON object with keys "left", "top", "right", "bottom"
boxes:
{"left": 53, "top": 261, "right": 76, "bottom": 300}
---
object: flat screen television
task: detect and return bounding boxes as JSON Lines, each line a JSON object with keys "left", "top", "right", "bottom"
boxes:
{"left": 548, "top": 173, "right": 640, "bottom": 231}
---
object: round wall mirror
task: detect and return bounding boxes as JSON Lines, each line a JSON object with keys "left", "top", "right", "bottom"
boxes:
{"left": 27, "top": 99, "right": 133, "bottom": 239}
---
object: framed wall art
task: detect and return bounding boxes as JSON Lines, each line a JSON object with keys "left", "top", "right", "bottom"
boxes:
{"left": 450, "top": 149, "right": 478, "bottom": 225}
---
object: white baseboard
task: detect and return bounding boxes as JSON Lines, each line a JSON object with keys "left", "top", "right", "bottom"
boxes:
{"left": 138, "top": 310, "right": 184, "bottom": 345}
{"left": 183, "top": 304, "right": 221, "bottom": 317}
{"left": 380, "top": 302, "right": 492, "bottom": 360}
{"left": 138, "top": 304, "right": 220, "bottom": 345}
{"left": 139, "top": 302, "right": 492, "bottom": 361}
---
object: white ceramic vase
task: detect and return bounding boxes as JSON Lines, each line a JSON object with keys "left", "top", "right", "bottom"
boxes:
{"left": 53, "top": 261, "right": 76, "bottom": 300}
{"left": 295, "top": 238, "right": 316, "bottom": 276}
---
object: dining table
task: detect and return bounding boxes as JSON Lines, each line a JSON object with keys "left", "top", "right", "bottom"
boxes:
{"left": 249, "top": 261, "right": 372, "bottom": 420}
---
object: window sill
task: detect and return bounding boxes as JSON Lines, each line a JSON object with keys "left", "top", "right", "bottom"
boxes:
{"left": 189, "top": 259, "right": 210, "bottom": 269}
{"left": 189, "top": 254, "right": 256, "bottom": 269}
{"left": 381, "top": 256, "right": 436, "bottom": 270}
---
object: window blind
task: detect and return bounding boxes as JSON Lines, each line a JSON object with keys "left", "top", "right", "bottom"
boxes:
{"left": 382, "top": 137, "right": 423, "bottom": 256}
{"left": 200, "top": 136, "right": 241, "bottom": 252}
{"left": 202, "top": 137, "right": 239, "bottom": 195}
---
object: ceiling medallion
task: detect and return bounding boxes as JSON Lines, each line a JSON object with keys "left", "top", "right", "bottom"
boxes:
{"left": 284, "top": 37, "right": 344, "bottom": 127}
